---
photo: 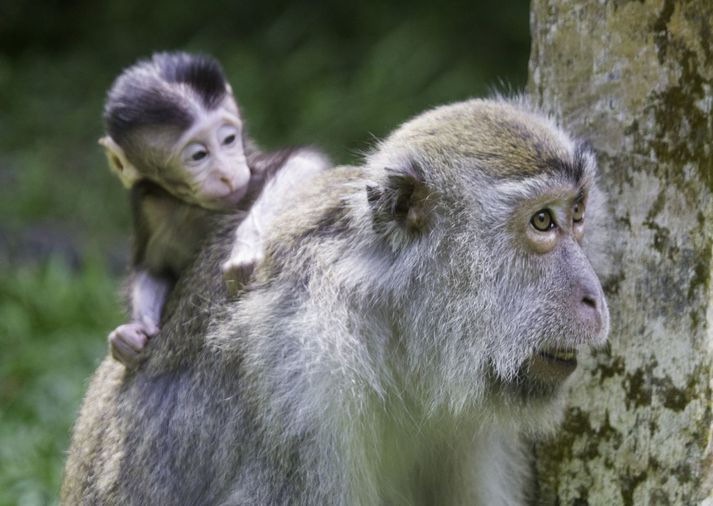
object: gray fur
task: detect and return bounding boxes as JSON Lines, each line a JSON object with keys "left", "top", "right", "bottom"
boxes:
{"left": 62, "top": 97, "right": 609, "bottom": 505}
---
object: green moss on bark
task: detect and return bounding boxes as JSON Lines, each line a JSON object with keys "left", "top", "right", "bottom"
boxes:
{"left": 529, "top": 0, "right": 713, "bottom": 503}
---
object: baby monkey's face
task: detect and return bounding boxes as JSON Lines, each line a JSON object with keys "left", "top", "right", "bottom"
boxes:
{"left": 164, "top": 96, "right": 251, "bottom": 210}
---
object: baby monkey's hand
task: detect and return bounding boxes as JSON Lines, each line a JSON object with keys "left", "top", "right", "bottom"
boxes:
{"left": 108, "top": 320, "right": 159, "bottom": 369}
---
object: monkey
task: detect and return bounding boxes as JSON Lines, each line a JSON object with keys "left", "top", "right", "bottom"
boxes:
{"left": 62, "top": 97, "right": 609, "bottom": 505}
{"left": 100, "top": 51, "right": 331, "bottom": 368}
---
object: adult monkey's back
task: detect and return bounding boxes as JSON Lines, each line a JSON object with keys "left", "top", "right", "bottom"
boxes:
{"left": 62, "top": 98, "right": 609, "bottom": 505}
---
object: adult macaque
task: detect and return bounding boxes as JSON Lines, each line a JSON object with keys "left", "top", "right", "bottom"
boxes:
{"left": 100, "top": 51, "right": 329, "bottom": 367}
{"left": 63, "top": 97, "right": 609, "bottom": 505}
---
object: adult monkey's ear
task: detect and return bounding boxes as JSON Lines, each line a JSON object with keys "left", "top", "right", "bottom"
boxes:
{"left": 366, "top": 162, "right": 433, "bottom": 250}
{"left": 98, "top": 136, "right": 141, "bottom": 188}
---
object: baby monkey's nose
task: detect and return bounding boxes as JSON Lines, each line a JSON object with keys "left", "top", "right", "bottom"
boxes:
{"left": 220, "top": 175, "right": 236, "bottom": 192}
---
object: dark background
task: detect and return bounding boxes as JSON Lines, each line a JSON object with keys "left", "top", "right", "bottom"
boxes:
{"left": 0, "top": 1, "right": 530, "bottom": 503}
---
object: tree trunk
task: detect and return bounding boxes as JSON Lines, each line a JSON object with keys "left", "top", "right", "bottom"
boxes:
{"left": 529, "top": 1, "right": 713, "bottom": 504}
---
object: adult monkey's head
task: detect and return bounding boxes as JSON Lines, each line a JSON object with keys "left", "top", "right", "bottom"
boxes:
{"left": 359, "top": 98, "right": 609, "bottom": 421}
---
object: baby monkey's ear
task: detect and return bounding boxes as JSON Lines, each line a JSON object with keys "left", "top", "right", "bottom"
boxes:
{"left": 99, "top": 136, "right": 141, "bottom": 188}
{"left": 366, "top": 162, "right": 433, "bottom": 250}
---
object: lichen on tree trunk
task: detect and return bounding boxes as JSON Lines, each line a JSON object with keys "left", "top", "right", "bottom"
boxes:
{"left": 528, "top": 1, "right": 713, "bottom": 504}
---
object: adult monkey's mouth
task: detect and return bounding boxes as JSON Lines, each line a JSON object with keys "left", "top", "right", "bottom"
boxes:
{"left": 529, "top": 347, "right": 578, "bottom": 382}
{"left": 538, "top": 347, "right": 577, "bottom": 364}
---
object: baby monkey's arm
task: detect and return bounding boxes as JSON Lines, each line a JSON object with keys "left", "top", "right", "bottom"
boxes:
{"left": 108, "top": 270, "right": 170, "bottom": 368}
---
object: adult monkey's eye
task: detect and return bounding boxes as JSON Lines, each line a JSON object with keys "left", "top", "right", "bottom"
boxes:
{"left": 573, "top": 201, "right": 585, "bottom": 223}
{"left": 531, "top": 209, "right": 555, "bottom": 231}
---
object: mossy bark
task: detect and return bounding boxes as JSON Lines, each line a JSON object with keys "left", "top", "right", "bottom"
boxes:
{"left": 529, "top": 1, "right": 713, "bottom": 504}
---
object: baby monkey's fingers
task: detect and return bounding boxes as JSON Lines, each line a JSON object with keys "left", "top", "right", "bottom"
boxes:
{"left": 108, "top": 322, "right": 156, "bottom": 369}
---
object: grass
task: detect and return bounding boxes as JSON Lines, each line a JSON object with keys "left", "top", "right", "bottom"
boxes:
{"left": 0, "top": 258, "right": 123, "bottom": 505}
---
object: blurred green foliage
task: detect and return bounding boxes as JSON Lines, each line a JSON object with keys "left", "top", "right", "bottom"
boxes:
{"left": 0, "top": 259, "right": 122, "bottom": 506}
{"left": 0, "top": 0, "right": 529, "bottom": 503}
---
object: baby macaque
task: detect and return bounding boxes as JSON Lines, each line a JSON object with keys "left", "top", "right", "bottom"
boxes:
{"left": 101, "top": 52, "right": 329, "bottom": 367}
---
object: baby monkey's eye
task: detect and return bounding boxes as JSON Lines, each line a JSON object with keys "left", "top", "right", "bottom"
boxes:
{"left": 182, "top": 142, "right": 210, "bottom": 164}
{"left": 531, "top": 209, "right": 555, "bottom": 231}
{"left": 573, "top": 201, "right": 585, "bottom": 223}
{"left": 218, "top": 124, "right": 239, "bottom": 148}
{"left": 192, "top": 150, "right": 208, "bottom": 161}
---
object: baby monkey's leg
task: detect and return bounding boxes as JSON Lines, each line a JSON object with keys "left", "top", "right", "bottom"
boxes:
{"left": 222, "top": 209, "right": 265, "bottom": 292}
{"left": 222, "top": 149, "right": 330, "bottom": 292}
